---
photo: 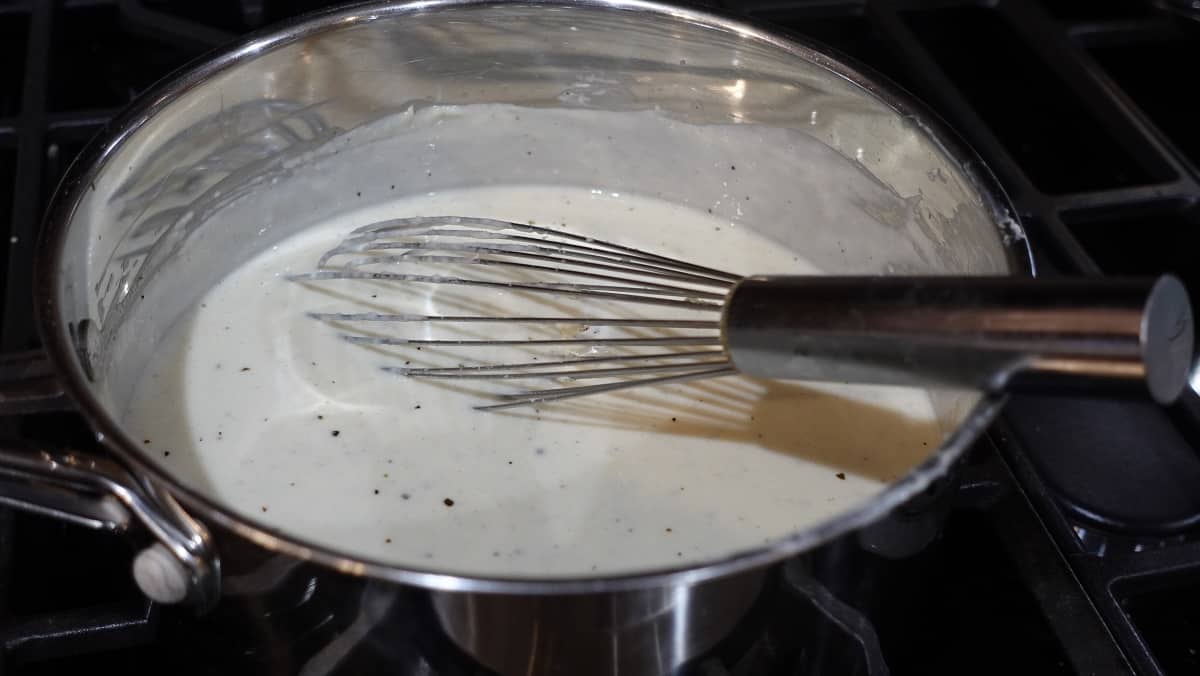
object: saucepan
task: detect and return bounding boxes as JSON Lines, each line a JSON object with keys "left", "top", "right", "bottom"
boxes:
{"left": 0, "top": 2, "right": 1190, "bottom": 674}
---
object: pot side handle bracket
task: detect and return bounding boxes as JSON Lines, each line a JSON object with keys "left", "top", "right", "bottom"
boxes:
{"left": 0, "top": 351, "right": 221, "bottom": 611}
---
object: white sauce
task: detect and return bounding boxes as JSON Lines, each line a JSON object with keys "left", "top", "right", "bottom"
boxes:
{"left": 123, "top": 184, "right": 945, "bottom": 577}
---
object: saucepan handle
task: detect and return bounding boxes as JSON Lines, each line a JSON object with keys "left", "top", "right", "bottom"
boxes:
{"left": 0, "top": 349, "right": 220, "bottom": 610}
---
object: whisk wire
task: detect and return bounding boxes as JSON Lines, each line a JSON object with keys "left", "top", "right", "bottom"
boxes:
{"left": 290, "top": 270, "right": 726, "bottom": 310}
{"left": 476, "top": 366, "right": 739, "bottom": 411}
{"left": 341, "top": 335, "right": 722, "bottom": 347}
{"left": 395, "top": 359, "right": 731, "bottom": 380}
{"left": 308, "top": 312, "right": 719, "bottom": 329}
{"left": 343, "top": 217, "right": 741, "bottom": 283}
{"left": 297, "top": 216, "right": 740, "bottom": 408}
{"left": 335, "top": 238, "right": 736, "bottom": 288}
{"left": 333, "top": 252, "right": 731, "bottom": 298}
{"left": 386, "top": 350, "right": 726, "bottom": 375}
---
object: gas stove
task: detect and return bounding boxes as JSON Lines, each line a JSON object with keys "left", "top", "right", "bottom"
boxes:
{"left": 1, "top": 1, "right": 1198, "bottom": 674}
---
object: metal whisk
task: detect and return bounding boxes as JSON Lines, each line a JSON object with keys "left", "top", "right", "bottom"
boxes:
{"left": 291, "top": 217, "right": 1194, "bottom": 409}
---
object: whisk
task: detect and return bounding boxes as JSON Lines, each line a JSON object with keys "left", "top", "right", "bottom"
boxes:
{"left": 291, "top": 216, "right": 1194, "bottom": 410}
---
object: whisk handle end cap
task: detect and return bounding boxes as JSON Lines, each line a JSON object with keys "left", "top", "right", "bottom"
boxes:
{"left": 1142, "top": 274, "right": 1193, "bottom": 405}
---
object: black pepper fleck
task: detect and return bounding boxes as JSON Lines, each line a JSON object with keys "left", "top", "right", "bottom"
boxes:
{"left": 836, "top": 472, "right": 846, "bottom": 480}
{"left": 143, "top": 439, "right": 151, "bottom": 444}
{"left": 261, "top": 506, "right": 268, "bottom": 512}
{"left": 331, "top": 430, "right": 340, "bottom": 437}
{"left": 317, "top": 415, "right": 324, "bottom": 420}
{"left": 414, "top": 404, "right": 421, "bottom": 410}
{"left": 374, "top": 489, "right": 380, "bottom": 495}
{"left": 355, "top": 191, "right": 362, "bottom": 197}
{"left": 665, "top": 527, "right": 673, "bottom": 533}
{"left": 443, "top": 498, "right": 455, "bottom": 507}
{"left": 386, "top": 538, "right": 392, "bottom": 543}
{"left": 240, "top": 366, "right": 251, "bottom": 372}
{"left": 163, "top": 451, "right": 170, "bottom": 457}
{"left": 401, "top": 493, "right": 410, "bottom": 500}
{"left": 730, "top": 165, "right": 736, "bottom": 170}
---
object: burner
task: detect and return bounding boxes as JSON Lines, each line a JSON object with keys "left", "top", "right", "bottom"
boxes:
{"left": 1006, "top": 395, "right": 1200, "bottom": 533}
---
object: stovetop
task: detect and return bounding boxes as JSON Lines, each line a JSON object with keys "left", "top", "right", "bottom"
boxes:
{"left": 1, "top": 1, "right": 1199, "bottom": 675}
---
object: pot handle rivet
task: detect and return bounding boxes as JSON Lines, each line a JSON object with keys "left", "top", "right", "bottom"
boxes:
{"left": 133, "top": 542, "right": 191, "bottom": 604}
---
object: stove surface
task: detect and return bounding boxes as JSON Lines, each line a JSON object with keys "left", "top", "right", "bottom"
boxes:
{"left": 1, "top": 1, "right": 1199, "bottom": 675}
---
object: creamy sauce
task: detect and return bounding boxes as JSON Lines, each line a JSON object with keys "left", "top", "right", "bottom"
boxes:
{"left": 123, "top": 184, "right": 945, "bottom": 578}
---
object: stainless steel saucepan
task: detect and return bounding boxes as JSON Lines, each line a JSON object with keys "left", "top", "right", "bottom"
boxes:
{"left": 0, "top": 2, "right": 1187, "bottom": 674}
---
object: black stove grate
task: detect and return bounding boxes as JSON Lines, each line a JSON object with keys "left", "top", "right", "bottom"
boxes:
{"left": 2, "top": 1, "right": 1200, "bottom": 675}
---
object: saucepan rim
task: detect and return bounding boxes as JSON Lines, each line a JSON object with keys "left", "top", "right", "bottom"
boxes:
{"left": 33, "top": 0, "right": 1034, "bottom": 594}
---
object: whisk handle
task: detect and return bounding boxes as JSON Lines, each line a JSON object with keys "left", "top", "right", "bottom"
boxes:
{"left": 723, "top": 275, "right": 1194, "bottom": 404}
